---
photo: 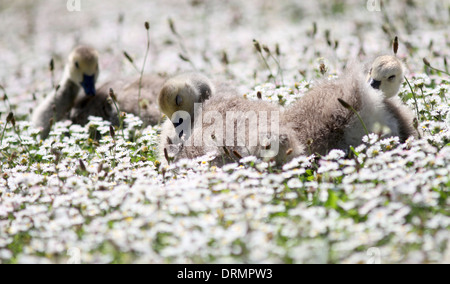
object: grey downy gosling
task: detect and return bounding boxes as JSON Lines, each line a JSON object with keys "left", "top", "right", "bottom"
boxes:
{"left": 283, "top": 60, "right": 414, "bottom": 156}
{"left": 158, "top": 72, "right": 234, "bottom": 163}
{"left": 32, "top": 46, "right": 99, "bottom": 139}
{"left": 158, "top": 73, "right": 239, "bottom": 143}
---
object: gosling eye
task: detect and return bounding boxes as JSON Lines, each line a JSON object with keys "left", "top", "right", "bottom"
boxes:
{"left": 369, "top": 68, "right": 373, "bottom": 75}
{"left": 75, "top": 62, "right": 80, "bottom": 69}
{"left": 388, "top": 75, "right": 396, "bottom": 81}
{"left": 175, "top": 95, "right": 183, "bottom": 107}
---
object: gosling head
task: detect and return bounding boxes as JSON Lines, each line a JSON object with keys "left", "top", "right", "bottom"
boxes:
{"left": 368, "top": 55, "right": 404, "bottom": 98}
{"left": 67, "top": 46, "right": 99, "bottom": 97}
{"left": 158, "top": 74, "right": 213, "bottom": 123}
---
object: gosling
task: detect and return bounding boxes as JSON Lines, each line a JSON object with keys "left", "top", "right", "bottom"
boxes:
{"left": 32, "top": 46, "right": 99, "bottom": 139}
{"left": 158, "top": 73, "right": 230, "bottom": 162}
{"left": 367, "top": 55, "right": 416, "bottom": 141}
{"left": 283, "top": 60, "right": 415, "bottom": 156}
{"left": 158, "top": 73, "right": 219, "bottom": 124}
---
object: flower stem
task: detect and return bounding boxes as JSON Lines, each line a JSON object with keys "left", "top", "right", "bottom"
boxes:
{"left": 138, "top": 25, "right": 151, "bottom": 119}
{"left": 258, "top": 52, "right": 275, "bottom": 84}
{"left": 424, "top": 60, "right": 450, "bottom": 76}
{"left": 269, "top": 53, "right": 285, "bottom": 86}
{"left": 404, "top": 76, "right": 421, "bottom": 122}
{"left": 13, "top": 124, "right": 34, "bottom": 163}
{"left": 338, "top": 99, "right": 369, "bottom": 136}
{"left": 109, "top": 89, "right": 125, "bottom": 139}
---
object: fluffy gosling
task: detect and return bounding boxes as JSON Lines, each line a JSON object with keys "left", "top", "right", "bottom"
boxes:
{"left": 32, "top": 46, "right": 99, "bottom": 139}
{"left": 284, "top": 61, "right": 415, "bottom": 156}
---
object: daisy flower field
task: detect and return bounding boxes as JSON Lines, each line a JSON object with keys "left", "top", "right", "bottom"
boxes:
{"left": 0, "top": 0, "right": 448, "bottom": 264}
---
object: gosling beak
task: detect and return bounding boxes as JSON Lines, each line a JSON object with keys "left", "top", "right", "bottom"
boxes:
{"left": 369, "top": 78, "right": 381, "bottom": 90}
{"left": 81, "top": 74, "right": 96, "bottom": 97}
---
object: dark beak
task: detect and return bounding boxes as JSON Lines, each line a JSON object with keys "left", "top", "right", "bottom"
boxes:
{"left": 369, "top": 78, "right": 381, "bottom": 90}
{"left": 81, "top": 74, "right": 96, "bottom": 96}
